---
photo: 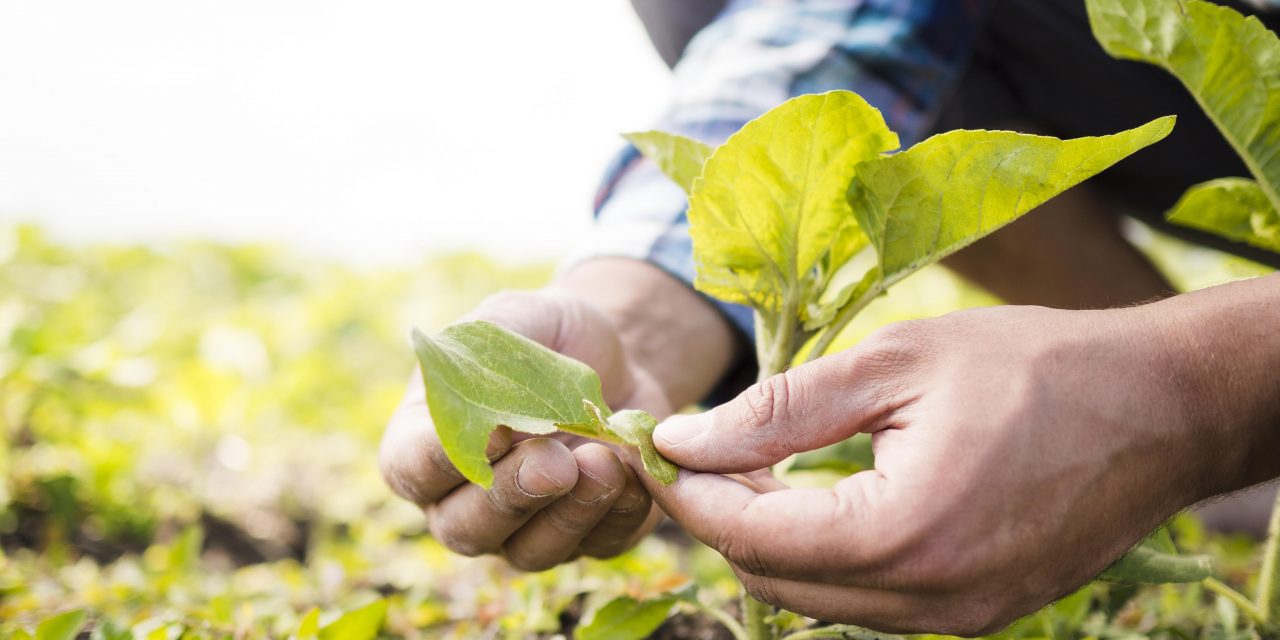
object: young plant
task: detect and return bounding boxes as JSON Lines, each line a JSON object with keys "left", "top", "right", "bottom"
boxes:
{"left": 414, "top": 86, "right": 1203, "bottom": 637}
{"left": 1088, "top": 0, "right": 1280, "bottom": 632}
{"left": 626, "top": 89, "right": 1206, "bottom": 638}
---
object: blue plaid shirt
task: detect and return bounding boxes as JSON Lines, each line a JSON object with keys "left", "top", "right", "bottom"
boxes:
{"left": 568, "top": 0, "right": 1280, "bottom": 341}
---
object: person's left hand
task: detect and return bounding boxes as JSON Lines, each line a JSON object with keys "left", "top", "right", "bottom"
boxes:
{"left": 642, "top": 304, "right": 1233, "bottom": 636}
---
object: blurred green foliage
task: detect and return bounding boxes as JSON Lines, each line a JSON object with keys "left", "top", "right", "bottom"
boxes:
{"left": 0, "top": 222, "right": 1272, "bottom": 638}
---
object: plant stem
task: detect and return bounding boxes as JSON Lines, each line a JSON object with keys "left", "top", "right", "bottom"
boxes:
{"left": 742, "top": 303, "right": 804, "bottom": 640}
{"left": 1203, "top": 577, "right": 1269, "bottom": 628}
{"left": 1257, "top": 487, "right": 1280, "bottom": 622}
{"left": 685, "top": 600, "right": 751, "bottom": 640}
{"left": 781, "top": 624, "right": 905, "bottom": 640}
{"left": 806, "top": 283, "right": 881, "bottom": 363}
{"left": 743, "top": 592, "right": 776, "bottom": 640}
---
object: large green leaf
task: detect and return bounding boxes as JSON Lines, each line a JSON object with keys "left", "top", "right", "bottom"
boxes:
{"left": 1086, "top": 0, "right": 1280, "bottom": 215}
{"left": 685, "top": 91, "right": 898, "bottom": 311}
{"left": 413, "top": 321, "right": 675, "bottom": 488}
{"left": 575, "top": 595, "right": 676, "bottom": 640}
{"left": 623, "top": 131, "right": 714, "bottom": 195}
{"left": 1167, "top": 177, "right": 1280, "bottom": 252}
{"left": 847, "top": 117, "right": 1175, "bottom": 286}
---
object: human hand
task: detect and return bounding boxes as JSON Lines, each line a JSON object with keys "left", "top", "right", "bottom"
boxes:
{"left": 380, "top": 289, "right": 670, "bottom": 571}
{"left": 644, "top": 304, "right": 1233, "bottom": 635}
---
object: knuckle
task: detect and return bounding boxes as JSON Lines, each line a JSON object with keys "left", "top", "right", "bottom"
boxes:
{"left": 737, "top": 371, "right": 800, "bottom": 445}
{"left": 542, "top": 502, "right": 597, "bottom": 537}
{"left": 737, "top": 572, "right": 781, "bottom": 608}
{"left": 485, "top": 488, "right": 539, "bottom": 521}
{"left": 718, "top": 531, "right": 772, "bottom": 578}
{"left": 428, "top": 519, "right": 491, "bottom": 558}
{"left": 503, "top": 548, "right": 556, "bottom": 573}
{"left": 378, "top": 432, "right": 443, "bottom": 506}
{"left": 859, "top": 320, "right": 928, "bottom": 364}
{"left": 422, "top": 439, "right": 466, "bottom": 484}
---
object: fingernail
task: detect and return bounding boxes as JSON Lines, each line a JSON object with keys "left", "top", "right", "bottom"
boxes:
{"left": 610, "top": 491, "right": 646, "bottom": 513}
{"left": 516, "top": 459, "right": 565, "bottom": 497}
{"left": 654, "top": 414, "right": 707, "bottom": 447}
{"left": 570, "top": 468, "right": 617, "bottom": 505}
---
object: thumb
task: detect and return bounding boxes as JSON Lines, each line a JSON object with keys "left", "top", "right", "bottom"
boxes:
{"left": 653, "top": 354, "right": 894, "bottom": 473}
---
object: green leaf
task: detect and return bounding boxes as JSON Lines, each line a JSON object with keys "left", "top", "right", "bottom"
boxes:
{"left": 13, "top": 630, "right": 34, "bottom": 640}
{"left": 1086, "top": 0, "right": 1280, "bottom": 214}
{"left": 788, "top": 434, "right": 875, "bottom": 475}
{"left": 848, "top": 118, "right": 1175, "bottom": 287}
{"left": 36, "top": 610, "right": 87, "bottom": 640}
{"left": 605, "top": 409, "right": 678, "bottom": 485}
{"left": 686, "top": 91, "right": 898, "bottom": 312}
{"left": 294, "top": 607, "right": 320, "bottom": 640}
{"left": 575, "top": 596, "right": 676, "bottom": 640}
{"left": 1167, "top": 177, "right": 1280, "bottom": 252}
{"left": 1100, "top": 537, "right": 1213, "bottom": 584}
{"left": 318, "top": 600, "right": 387, "bottom": 640}
{"left": 89, "top": 619, "right": 134, "bottom": 640}
{"left": 624, "top": 131, "right": 714, "bottom": 195}
{"left": 414, "top": 321, "right": 676, "bottom": 487}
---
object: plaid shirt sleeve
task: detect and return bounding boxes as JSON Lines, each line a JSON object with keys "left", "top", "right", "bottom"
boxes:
{"left": 565, "top": 0, "right": 987, "bottom": 346}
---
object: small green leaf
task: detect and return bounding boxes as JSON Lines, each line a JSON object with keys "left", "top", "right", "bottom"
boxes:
{"left": 294, "top": 607, "right": 320, "bottom": 640}
{"left": 686, "top": 91, "right": 898, "bottom": 311}
{"left": 575, "top": 596, "right": 676, "bottom": 640}
{"left": 13, "top": 630, "right": 34, "bottom": 640}
{"left": 414, "top": 321, "right": 676, "bottom": 487}
{"left": 606, "top": 409, "right": 677, "bottom": 485}
{"left": 1086, "top": 0, "right": 1280, "bottom": 214}
{"left": 318, "top": 600, "right": 387, "bottom": 640}
{"left": 1100, "top": 537, "right": 1213, "bottom": 584}
{"left": 36, "top": 610, "right": 87, "bottom": 640}
{"left": 413, "top": 321, "right": 610, "bottom": 487}
{"left": 89, "top": 619, "right": 134, "bottom": 640}
{"left": 1167, "top": 177, "right": 1280, "bottom": 252}
{"left": 624, "top": 131, "right": 714, "bottom": 195}
{"left": 848, "top": 118, "right": 1175, "bottom": 287}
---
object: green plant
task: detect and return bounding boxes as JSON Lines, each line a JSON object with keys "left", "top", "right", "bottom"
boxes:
{"left": 416, "top": 89, "right": 1212, "bottom": 637}
{"left": 1088, "top": 0, "right": 1280, "bottom": 633}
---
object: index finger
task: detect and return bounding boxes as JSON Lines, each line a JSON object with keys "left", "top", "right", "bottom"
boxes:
{"left": 643, "top": 466, "right": 899, "bottom": 585}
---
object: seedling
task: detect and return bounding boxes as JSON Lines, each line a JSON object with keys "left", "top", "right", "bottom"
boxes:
{"left": 414, "top": 83, "right": 1206, "bottom": 637}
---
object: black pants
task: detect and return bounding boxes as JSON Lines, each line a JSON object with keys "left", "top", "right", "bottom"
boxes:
{"left": 633, "top": 0, "right": 1280, "bottom": 268}
{"left": 939, "top": 0, "right": 1280, "bottom": 268}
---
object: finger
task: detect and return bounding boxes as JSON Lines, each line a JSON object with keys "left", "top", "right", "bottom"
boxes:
{"left": 502, "top": 444, "right": 627, "bottom": 571}
{"left": 427, "top": 438, "right": 577, "bottom": 556}
{"left": 577, "top": 461, "right": 655, "bottom": 559}
{"left": 380, "top": 375, "right": 512, "bottom": 506}
{"left": 653, "top": 350, "right": 908, "bottom": 473}
{"left": 643, "top": 467, "right": 903, "bottom": 585}
{"left": 730, "top": 568, "right": 945, "bottom": 635}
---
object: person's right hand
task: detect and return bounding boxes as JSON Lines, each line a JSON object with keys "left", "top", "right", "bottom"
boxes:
{"left": 379, "top": 289, "right": 671, "bottom": 571}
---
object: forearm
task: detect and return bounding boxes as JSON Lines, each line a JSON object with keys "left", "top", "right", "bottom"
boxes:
{"left": 553, "top": 257, "right": 738, "bottom": 410}
{"left": 1151, "top": 273, "right": 1280, "bottom": 496}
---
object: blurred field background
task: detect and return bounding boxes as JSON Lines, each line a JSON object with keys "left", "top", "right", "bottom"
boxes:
{"left": 1, "top": 220, "right": 1274, "bottom": 638}
{"left": 2, "top": 1, "right": 1278, "bottom": 638}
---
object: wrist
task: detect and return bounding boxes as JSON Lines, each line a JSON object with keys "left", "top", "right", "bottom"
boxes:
{"left": 552, "top": 257, "right": 738, "bottom": 410}
{"left": 1143, "top": 274, "right": 1280, "bottom": 498}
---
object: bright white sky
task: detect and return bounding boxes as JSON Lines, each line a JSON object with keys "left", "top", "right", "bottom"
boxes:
{"left": 0, "top": 1, "right": 671, "bottom": 264}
